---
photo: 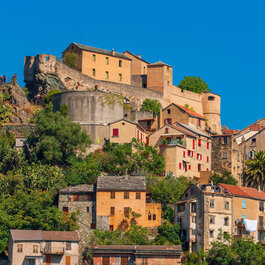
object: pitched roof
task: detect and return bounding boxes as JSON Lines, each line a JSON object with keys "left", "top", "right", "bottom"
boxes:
{"left": 108, "top": 118, "right": 137, "bottom": 126}
{"left": 177, "top": 122, "right": 211, "bottom": 138}
{"left": 147, "top": 61, "right": 172, "bottom": 68}
{"left": 59, "top": 184, "right": 94, "bottom": 194}
{"left": 97, "top": 175, "right": 146, "bottom": 191}
{"left": 123, "top": 51, "right": 150, "bottom": 64}
{"left": 10, "top": 230, "right": 79, "bottom": 242}
{"left": 218, "top": 184, "right": 265, "bottom": 201}
{"left": 176, "top": 104, "right": 205, "bottom": 119}
{"left": 72, "top": 43, "right": 131, "bottom": 61}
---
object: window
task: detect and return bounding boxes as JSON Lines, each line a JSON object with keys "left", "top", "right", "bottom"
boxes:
{"left": 198, "top": 139, "right": 201, "bottom": 146}
{"left": 167, "top": 81, "right": 170, "bottom": 85}
{"left": 119, "top": 73, "right": 122, "bottom": 81}
{"left": 167, "top": 109, "right": 171, "bottom": 114}
{"left": 207, "top": 142, "right": 209, "bottom": 149}
{"left": 223, "top": 151, "right": 227, "bottom": 159}
{"left": 73, "top": 195, "right": 79, "bottom": 201}
{"left": 148, "top": 212, "right": 151, "bottom": 220}
{"left": 209, "top": 230, "right": 214, "bottom": 238}
{"left": 92, "top": 68, "right": 96, "bottom": 76}
{"left": 33, "top": 245, "right": 38, "bottom": 253}
{"left": 88, "top": 194, "right": 93, "bottom": 201}
{"left": 143, "top": 66, "right": 146, "bottom": 74}
{"left": 198, "top": 164, "right": 201, "bottom": 172}
{"left": 119, "top": 60, "right": 122, "bottom": 67}
{"left": 197, "top": 119, "right": 201, "bottom": 127}
{"left": 210, "top": 199, "right": 214, "bottom": 208}
{"left": 110, "top": 207, "right": 115, "bottom": 216}
{"left": 17, "top": 244, "right": 23, "bottom": 252}
{"left": 242, "top": 199, "right": 246, "bottom": 209}
{"left": 112, "top": 128, "right": 119, "bottom": 137}
{"left": 224, "top": 217, "right": 229, "bottom": 226}
{"left": 105, "top": 71, "right": 109, "bottom": 79}
{"left": 66, "top": 242, "right": 71, "bottom": 250}
{"left": 164, "top": 118, "right": 172, "bottom": 125}
{"left": 106, "top": 57, "right": 109, "bottom": 65}
{"left": 225, "top": 201, "right": 229, "bottom": 210}
{"left": 63, "top": 207, "right": 69, "bottom": 213}
{"left": 208, "top": 96, "right": 215, "bottom": 101}
{"left": 183, "top": 151, "right": 186, "bottom": 158}
{"left": 192, "top": 216, "right": 196, "bottom": 223}
{"left": 223, "top": 137, "right": 227, "bottom": 145}
{"left": 110, "top": 191, "right": 115, "bottom": 199}
{"left": 90, "top": 223, "right": 96, "bottom": 229}
{"left": 251, "top": 138, "right": 256, "bottom": 146}
{"left": 153, "top": 214, "right": 156, "bottom": 220}
{"left": 260, "top": 201, "right": 264, "bottom": 212}
{"left": 178, "top": 204, "right": 185, "bottom": 212}
{"left": 191, "top": 202, "right": 196, "bottom": 212}
{"left": 136, "top": 192, "right": 141, "bottom": 199}
{"left": 87, "top": 207, "right": 90, "bottom": 213}
{"left": 109, "top": 225, "right": 114, "bottom": 231}
{"left": 210, "top": 216, "right": 215, "bottom": 224}
{"left": 124, "top": 191, "right": 129, "bottom": 199}
{"left": 165, "top": 128, "right": 169, "bottom": 134}
{"left": 92, "top": 54, "right": 96, "bottom": 62}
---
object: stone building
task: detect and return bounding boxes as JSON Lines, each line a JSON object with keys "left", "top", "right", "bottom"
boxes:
{"left": 93, "top": 245, "right": 182, "bottom": 265}
{"left": 108, "top": 119, "right": 148, "bottom": 145}
{"left": 175, "top": 184, "right": 233, "bottom": 252}
{"left": 96, "top": 175, "right": 161, "bottom": 231}
{"left": 8, "top": 230, "right": 79, "bottom": 265}
{"left": 149, "top": 122, "right": 211, "bottom": 180}
{"left": 63, "top": 43, "right": 132, "bottom": 85}
{"left": 175, "top": 183, "right": 265, "bottom": 252}
{"left": 58, "top": 185, "right": 96, "bottom": 257}
{"left": 211, "top": 133, "right": 243, "bottom": 183}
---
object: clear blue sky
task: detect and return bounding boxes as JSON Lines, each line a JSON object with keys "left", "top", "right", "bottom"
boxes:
{"left": 1, "top": 0, "right": 264, "bottom": 130}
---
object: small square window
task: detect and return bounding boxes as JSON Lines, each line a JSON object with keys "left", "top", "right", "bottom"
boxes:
{"left": 119, "top": 60, "right": 122, "bottom": 67}
{"left": 224, "top": 217, "right": 229, "bottom": 226}
{"left": 210, "top": 199, "right": 214, "bottom": 208}
{"left": 112, "top": 128, "right": 119, "bottom": 137}
{"left": 136, "top": 192, "right": 141, "bottom": 199}
{"left": 92, "top": 54, "right": 96, "bottom": 62}
{"left": 153, "top": 214, "right": 156, "bottom": 220}
{"left": 223, "top": 151, "right": 227, "bottom": 159}
{"left": 87, "top": 207, "right": 90, "bottom": 213}
{"left": 225, "top": 201, "right": 229, "bottom": 210}
{"left": 223, "top": 137, "right": 227, "bottom": 145}
{"left": 209, "top": 230, "right": 214, "bottom": 238}
{"left": 105, "top": 71, "right": 109, "bottom": 79}
{"left": 110, "top": 207, "right": 115, "bottom": 216}
{"left": 148, "top": 212, "right": 151, "bottom": 220}
{"left": 109, "top": 225, "right": 113, "bottom": 231}
{"left": 17, "top": 244, "right": 23, "bottom": 252}
{"left": 124, "top": 191, "right": 129, "bottom": 199}
{"left": 33, "top": 245, "right": 38, "bottom": 253}
{"left": 106, "top": 57, "right": 109, "bottom": 65}
{"left": 92, "top": 68, "right": 96, "bottom": 76}
{"left": 167, "top": 109, "right": 171, "bottom": 114}
{"left": 119, "top": 74, "right": 122, "bottom": 81}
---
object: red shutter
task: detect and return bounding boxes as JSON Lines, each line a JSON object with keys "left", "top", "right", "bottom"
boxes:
{"left": 164, "top": 119, "right": 167, "bottom": 125}
{"left": 188, "top": 150, "right": 190, "bottom": 156}
{"left": 207, "top": 142, "right": 209, "bottom": 149}
{"left": 165, "top": 128, "right": 169, "bottom": 133}
{"left": 193, "top": 139, "right": 195, "bottom": 149}
{"left": 188, "top": 165, "right": 191, "bottom": 170}
{"left": 113, "top": 128, "right": 119, "bottom": 136}
{"left": 192, "top": 151, "right": 194, "bottom": 157}
{"left": 141, "top": 133, "right": 143, "bottom": 143}
{"left": 179, "top": 163, "right": 182, "bottom": 169}
{"left": 137, "top": 130, "right": 139, "bottom": 139}
{"left": 206, "top": 168, "right": 209, "bottom": 171}
{"left": 198, "top": 139, "right": 201, "bottom": 146}
{"left": 207, "top": 156, "right": 209, "bottom": 162}
{"left": 183, "top": 151, "right": 185, "bottom": 157}
{"left": 197, "top": 154, "right": 199, "bottom": 159}
{"left": 169, "top": 118, "right": 172, "bottom": 124}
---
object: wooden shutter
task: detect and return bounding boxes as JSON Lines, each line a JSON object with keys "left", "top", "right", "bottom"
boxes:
{"left": 121, "top": 257, "right": 129, "bottom": 265}
{"left": 65, "top": 256, "right": 71, "bottom": 265}
{"left": 102, "top": 257, "right": 110, "bottom": 265}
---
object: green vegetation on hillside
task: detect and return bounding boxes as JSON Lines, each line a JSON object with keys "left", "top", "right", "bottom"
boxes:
{"left": 141, "top": 98, "right": 161, "bottom": 117}
{"left": 63, "top": 52, "right": 78, "bottom": 69}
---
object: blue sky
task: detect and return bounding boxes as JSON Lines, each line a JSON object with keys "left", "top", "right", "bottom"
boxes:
{"left": 0, "top": 0, "right": 264, "bottom": 129}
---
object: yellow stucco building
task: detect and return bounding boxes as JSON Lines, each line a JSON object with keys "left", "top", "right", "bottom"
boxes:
{"left": 96, "top": 176, "right": 161, "bottom": 231}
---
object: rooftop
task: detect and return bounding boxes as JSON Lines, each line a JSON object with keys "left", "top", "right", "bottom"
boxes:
{"left": 177, "top": 122, "right": 211, "bottom": 138}
{"left": 10, "top": 230, "right": 79, "bottom": 242}
{"left": 97, "top": 175, "right": 146, "bottom": 191}
{"left": 71, "top": 42, "right": 131, "bottom": 61}
{"left": 219, "top": 184, "right": 265, "bottom": 201}
{"left": 148, "top": 61, "right": 172, "bottom": 68}
{"left": 59, "top": 184, "right": 94, "bottom": 194}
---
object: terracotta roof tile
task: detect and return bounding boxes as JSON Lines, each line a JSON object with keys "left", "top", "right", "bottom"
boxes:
{"left": 176, "top": 104, "right": 205, "bottom": 119}
{"left": 218, "top": 184, "right": 265, "bottom": 200}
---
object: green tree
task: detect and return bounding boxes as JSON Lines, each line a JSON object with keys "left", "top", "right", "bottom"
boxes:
{"left": 178, "top": 76, "right": 211, "bottom": 94}
{"left": 209, "top": 170, "right": 238, "bottom": 185}
{"left": 64, "top": 154, "right": 102, "bottom": 185}
{"left": 154, "top": 222, "right": 181, "bottom": 245}
{"left": 24, "top": 103, "right": 91, "bottom": 165}
{"left": 147, "top": 175, "right": 192, "bottom": 206}
{"left": 244, "top": 151, "right": 265, "bottom": 189}
{"left": 183, "top": 249, "right": 208, "bottom": 265}
{"left": 63, "top": 52, "right": 78, "bottom": 69}
{"left": 141, "top": 98, "right": 161, "bottom": 117}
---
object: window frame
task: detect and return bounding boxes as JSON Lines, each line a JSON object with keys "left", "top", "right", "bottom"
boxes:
{"left": 124, "top": 191, "right": 129, "bottom": 199}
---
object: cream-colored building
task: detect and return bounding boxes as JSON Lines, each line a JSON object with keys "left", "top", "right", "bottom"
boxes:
{"left": 148, "top": 123, "right": 211, "bottom": 180}
{"left": 8, "top": 230, "right": 79, "bottom": 265}
{"left": 108, "top": 119, "right": 148, "bottom": 145}
{"left": 175, "top": 183, "right": 265, "bottom": 252}
{"left": 63, "top": 43, "right": 132, "bottom": 85}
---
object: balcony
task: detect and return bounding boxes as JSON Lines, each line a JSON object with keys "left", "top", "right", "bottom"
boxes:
{"left": 43, "top": 246, "right": 64, "bottom": 255}
{"left": 159, "top": 139, "right": 186, "bottom": 147}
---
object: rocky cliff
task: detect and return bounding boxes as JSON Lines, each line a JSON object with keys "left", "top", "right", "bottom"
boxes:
{"left": 0, "top": 83, "right": 40, "bottom": 124}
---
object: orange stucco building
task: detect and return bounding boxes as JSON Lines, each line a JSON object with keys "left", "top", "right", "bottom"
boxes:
{"left": 96, "top": 176, "right": 161, "bottom": 231}
{"left": 63, "top": 43, "right": 132, "bottom": 85}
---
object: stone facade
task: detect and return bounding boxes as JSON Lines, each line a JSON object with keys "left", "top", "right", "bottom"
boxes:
{"left": 211, "top": 134, "right": 243, "bottom": 183}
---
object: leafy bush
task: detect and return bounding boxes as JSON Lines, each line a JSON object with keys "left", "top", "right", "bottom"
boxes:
{"left": 63, "top": 52, "right": 78, "bottom": 69}
{"left": 178, "top": 76, "right": 211, "bottom": 94}
{"left": 45, "top": 89, "right": 62, "bottom": 103}
{"left": 141, "top": 98, "right": 161, "bottom": 117}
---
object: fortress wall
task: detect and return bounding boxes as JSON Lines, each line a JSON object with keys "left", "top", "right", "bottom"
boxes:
{"left": 164, "top": 85, "right": 203, "bottom": 114}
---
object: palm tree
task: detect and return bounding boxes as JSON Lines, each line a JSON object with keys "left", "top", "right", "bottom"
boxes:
{"left": 244, "top": 151, "right": 265, "bottom": 189}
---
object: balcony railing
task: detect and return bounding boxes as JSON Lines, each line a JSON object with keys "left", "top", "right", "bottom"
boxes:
{"left": 159, "top": 139, "right": 186, "bottom": 147}
{"left": 43, "top": 246, "right": 64, "bottom": 255}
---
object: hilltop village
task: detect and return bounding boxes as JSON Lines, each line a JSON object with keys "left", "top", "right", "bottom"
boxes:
{"left": 1, "top": 42, "right": 265, "bottom": 265}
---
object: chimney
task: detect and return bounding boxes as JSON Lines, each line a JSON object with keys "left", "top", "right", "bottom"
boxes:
{"left": 112, "top": 48, "right": 115, "bottom": 56}
{"left": 258, "top": 185, "right": 261, "bottom": 192}
{"left": 137, "top": 54, "right": 141, "bottom": 58}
